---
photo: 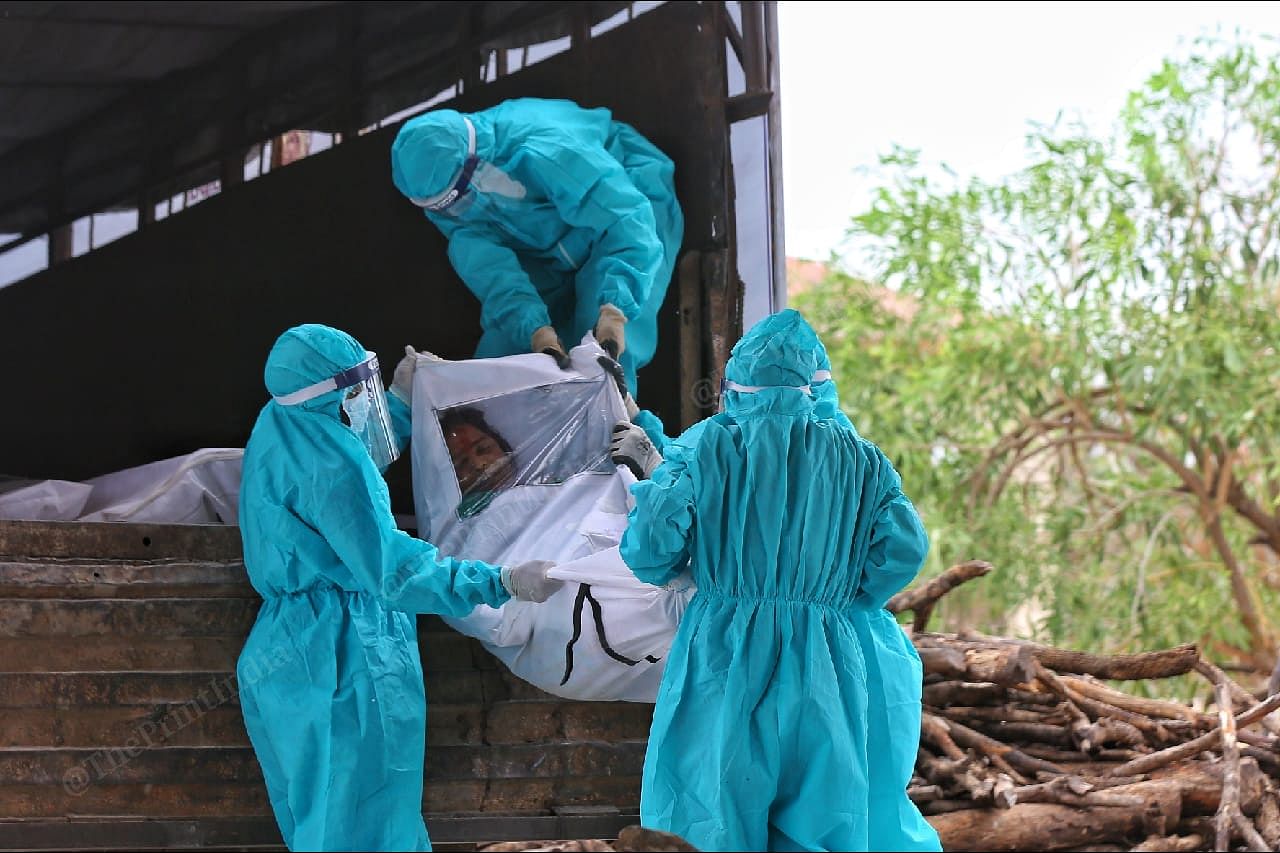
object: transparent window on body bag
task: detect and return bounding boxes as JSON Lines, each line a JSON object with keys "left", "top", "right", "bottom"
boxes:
{"left": 434, "top": 379, "right": 616, "bottom": 520}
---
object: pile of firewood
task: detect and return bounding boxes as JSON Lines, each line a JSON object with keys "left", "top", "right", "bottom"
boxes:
{"left": 478, "top": 562, "right": 1279, "bottom": 853}
{"left": 889, "top": 561, "right": 1280, "bottom": 852}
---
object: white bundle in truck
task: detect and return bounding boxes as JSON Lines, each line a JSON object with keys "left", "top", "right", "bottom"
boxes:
{"left": 409, "top": 337, "right": 693, "bottom": 702}
{"left": 0, "top": 448, "right": 241, "bottom": 524}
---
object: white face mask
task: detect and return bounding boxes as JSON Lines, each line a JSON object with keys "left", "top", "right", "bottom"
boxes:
{"left": 718, "top": 377, "right": 813, "bottom": 412}
{"left": 471, "top": 160, "right": 527, "bottom": 199}
{"left": 342, "top": 384, "right": 372, "bottom": 434}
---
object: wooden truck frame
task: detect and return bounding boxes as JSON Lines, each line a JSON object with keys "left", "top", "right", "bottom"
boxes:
{"left": 0, "top": 2, "right": 784, "bottom": 848}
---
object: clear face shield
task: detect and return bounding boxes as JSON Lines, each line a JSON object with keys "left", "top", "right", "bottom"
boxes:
{"left": 273, "top": 352, "right": 401, "bottom": 471}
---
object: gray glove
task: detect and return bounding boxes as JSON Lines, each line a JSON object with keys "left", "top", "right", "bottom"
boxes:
{"left": 597, "top": 356, "right": 639, "bottom": 419}
{"left": 611, "top": 422, "right": 662, "bottom": 480}
{"left": 500, "top": 559, "right": 562, "bottom": 603}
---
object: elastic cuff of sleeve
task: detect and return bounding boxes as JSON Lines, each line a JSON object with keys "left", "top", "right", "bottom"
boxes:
{"left": 599, "top": 289, "right": 641, "bottom": 321}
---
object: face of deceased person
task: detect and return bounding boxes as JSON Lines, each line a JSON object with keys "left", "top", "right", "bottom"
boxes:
{"left": 444, "top": 419, "right": 516, "bottom": 495}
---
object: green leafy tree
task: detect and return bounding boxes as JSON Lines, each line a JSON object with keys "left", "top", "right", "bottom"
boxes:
{"left": 797, "top": 35, "right": 1280, "bottom": 681}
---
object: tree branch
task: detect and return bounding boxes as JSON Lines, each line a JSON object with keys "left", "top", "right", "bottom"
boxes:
{"left": 1195, "top": 658, "right": 1280, "bottom": 737}
{"left": 989, "top": 428, "right": 1209, "bottom": 506}
{"left": 1203, "top": 513, "right": 1276, "bottom": 670}
{"left": 969, "top": 388, "right": 1122, "bottom": 509}
{"left": 886, "top": 560, "right": 994, "bottom": 632}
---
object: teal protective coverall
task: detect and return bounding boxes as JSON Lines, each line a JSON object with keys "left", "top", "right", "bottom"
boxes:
{"left": 812, "top": 342, "right": 942, "bottom": 852}
{"left": 620, "top": 309, "right": 930, "bottom": 851}
{"left": 390, "top": 97, "right": 684, "bottom": 394}
{"left": 237, "top": 324, "right": 510, "bottom": 851}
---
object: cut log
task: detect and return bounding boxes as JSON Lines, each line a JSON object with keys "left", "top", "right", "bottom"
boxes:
{"left": 614, "top": 826, "right": 699, "bottom": 852}
{"left": 923, "top": 681, "right": 1008, "bottom": 706}
{"left": 1233, "top": 813, "right": 1270, "bottom": 853}
{"left": 1090, "top": 719, "right": 1148, "bottom": 751}
{"left": 940, "top": 705, "right": 1067, "bottom": 724}
{"left": 1035, "top": 773, "right": 1150, "bottom": 790}
{"left": 907, "top": 784, "right": 944, "bottom": 803}
{"left": 1147, "top": 760, "right": 1265, "bottom": 816}
{"left": 1255, "top": 793, "right": 1280, "bottom": 849}
{"left": 1215, "top": 684, "right": 1240, "bottom": 852}
{"left": 1007, "top": 777, "right": 1146, "bottom": 809}
{"left": 1033, "top": 642, "right": 1199, "bottom": 680}
{"left": 930, "top": 715, "right": 1044, "bottom": 781}
{"left": 922, "top": 680, "right": 1057, "bottom": 706}
{"left": 1032, "top": 661, "right": 1175, "bottom": 747}
{"left": 922, "top": 799, "right": 983, "bottom": 816}
{"left": 992, "top": 773, "right": 1018, "bottom": 809}
{"left": 929, "top": 781, "right": 1181, "bottom": 852}
{"left": 965, "top": 720, "right": 1074, "bottom": 748}
{"left": 1237, "top": 730, "right": 1279, "bottom": 751}
{"left": 949, "top": 632, "right": 1199, "bottom": 680}
{"left": 919, "top": 646, "right": 967, "bottom": 679}
{"left": 1196, "top": 659, "right": 1280, "bottom": 737}
{"left": 1240, "top": 745, "right": 1280, "bottom": 773}
{"left": 965, "top": 645, "right": 1038, "bottom": 686}
{"left": 919, "top": 642, "right": 1039, "bottom": 686}
{"left": 1019, "top": 744, "right": 1120, "bottom": 763}
{"left": 1129, "top": 833, "right": 1203, "bottom": 852}
{"left": 1062, "top": 676, "right": 1203, "bottom": 725}
{"left": 1176, "top": 817, "right": 1215, "bottom": 842}
{"left": 918, "top": 752, "right": 1000, "bottom": 803}
{"left": 1109, "top": 694, "right": 1280, "bottom": 777}
{"left": 920, "top": 714, "right": 966, "bottom": 761}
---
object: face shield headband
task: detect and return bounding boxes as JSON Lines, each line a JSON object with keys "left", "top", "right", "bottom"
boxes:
{"left": 410, "top": 117, "right": 479, "bottom": 212}
{"left": 273, "top": 351, "right": 401, "bottom": 470}
{"left": 272, "top": 352, "right": 382, "bottom": 406}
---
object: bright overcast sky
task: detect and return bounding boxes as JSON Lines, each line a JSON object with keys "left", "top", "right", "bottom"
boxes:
{"left": 778, "top": 1, "right": 1280, "bottom": 265}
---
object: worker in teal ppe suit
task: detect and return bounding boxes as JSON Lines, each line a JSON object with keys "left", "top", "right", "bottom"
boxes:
{"left": 236, "top": 324, "right": 560, "bottom": 851}
{"left": 619, "top": 309, "right": 931, "bottom": 852}
{"left": 389, "top": 97, "right": 684, "bottom": 396}
{"left": 811, "top": 342, "right": 942, "bottom": 852}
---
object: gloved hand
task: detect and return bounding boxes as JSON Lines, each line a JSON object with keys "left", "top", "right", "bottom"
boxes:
{"left": 611, "top": 422, "right": 662, "bottom": 480}
{"left": 532, "top": 325, "right": 572, "bottom": 370}
{"left": 597, "top": 356, "right": 640, "bottom": 419}
{"left": 594, "top": 304, "right": 627, "bottom": 359}
{"left": 500, "top": 560, "right": 563, "bottom": 603}
{"left": 390, "top": 346, "right": 418, "bottom": 404}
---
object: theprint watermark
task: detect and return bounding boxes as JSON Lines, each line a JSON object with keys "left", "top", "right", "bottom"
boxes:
{"left": 62, "top": 643, "right": 292, "bottom": 796}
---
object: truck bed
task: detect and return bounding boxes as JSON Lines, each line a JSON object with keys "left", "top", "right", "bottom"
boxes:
{"left": 0, "top": 520, "right": 647, "bottom": 850}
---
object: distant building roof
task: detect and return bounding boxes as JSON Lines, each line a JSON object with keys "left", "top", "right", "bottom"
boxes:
{"left": 785, "top": 257, "right": 831, "bottom": 296}
{"left": 785, "top": 256, "right": 918, "bottom": 322}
